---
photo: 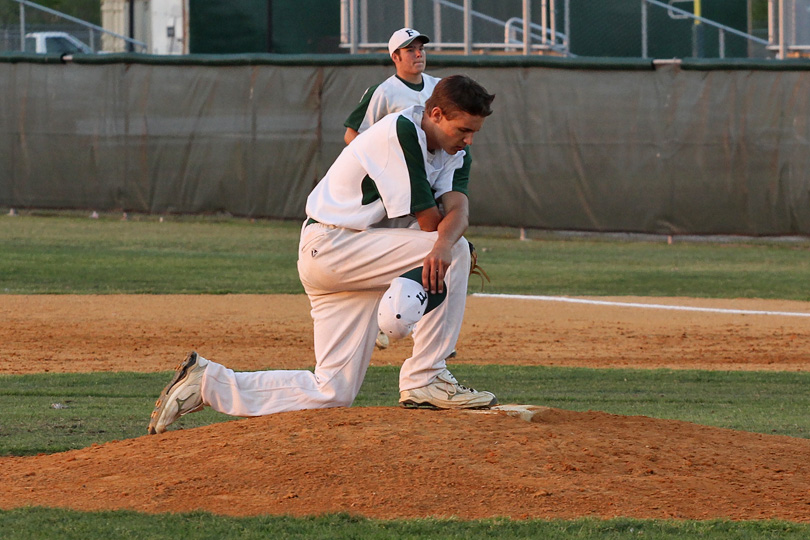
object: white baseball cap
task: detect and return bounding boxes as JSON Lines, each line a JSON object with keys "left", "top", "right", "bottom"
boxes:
{"left": 388, "top": 28, "right": 430, "bottom": 57}
{"left": 378, "top": 268, "right": 445, "bottom": 340}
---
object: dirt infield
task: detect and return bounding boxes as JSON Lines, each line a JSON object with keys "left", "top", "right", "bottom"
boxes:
{"left": 3, "top": 294, "right": 809, "bottom": 374}
{"left": 2, "top": 294, "right": 810, "bottom": 521}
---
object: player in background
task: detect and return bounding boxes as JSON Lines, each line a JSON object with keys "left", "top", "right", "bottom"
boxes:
{"left": 343, "top": 28, "right": 439, "bottom": 145}
{"left": 344, "top": 28, "right": 459, "bottom": 354}
{"left": 148, "top": 75, "right": 497, "bottom": 434}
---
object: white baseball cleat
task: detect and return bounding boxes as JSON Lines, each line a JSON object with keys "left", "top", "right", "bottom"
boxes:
{"left": 399, "top": 369, "right": 497, "bottom": 409}
{"left": 148, "top": 351, "right": 208, "bottom": 434}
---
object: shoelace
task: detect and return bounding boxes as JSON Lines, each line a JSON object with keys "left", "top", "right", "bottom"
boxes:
{"left": 447, "top": 381, "right": 477, "bottom": 395}
{"left": 441, "top": 371, "right": 479, "bottom": 394}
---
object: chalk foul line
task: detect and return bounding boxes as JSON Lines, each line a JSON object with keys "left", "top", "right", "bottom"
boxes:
{"left": 472, "top": 294, "right": 810, "bottom": 318}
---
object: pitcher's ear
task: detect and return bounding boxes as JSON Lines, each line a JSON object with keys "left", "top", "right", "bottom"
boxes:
{"left": 428, "top": 106, "right": 443, "bottom": 121}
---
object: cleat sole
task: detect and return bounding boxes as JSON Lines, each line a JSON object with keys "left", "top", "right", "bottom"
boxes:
{"left": 399, "top": 398, "right": 497, "bottom": 410}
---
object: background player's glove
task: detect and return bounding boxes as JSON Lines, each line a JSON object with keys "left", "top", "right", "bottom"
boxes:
{"left": 468, "top": 241, "right": 491, "bottom": 291}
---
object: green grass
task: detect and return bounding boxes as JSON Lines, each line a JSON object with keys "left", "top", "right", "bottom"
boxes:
{"left": 2, "top": 366, "right": 809, "bottom": 457}
{"left": 0, "top": 371, "right": 231, "bottom": 455}
{"left": 467, "top": 232, "right": 810, "bottom": 299}
{"left": 1, "top": 212, "right": 809, "bottom": 298}
{"left": 1, "top": 508, "right": 809, "bottom": 539}
{"left": 0, "top": 213, "right": 304, "bottom": 294}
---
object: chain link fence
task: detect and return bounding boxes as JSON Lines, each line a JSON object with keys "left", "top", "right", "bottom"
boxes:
{"left": 557, "top": 0, "right": 772, "bottom": 58}
{"left": 342, "top": 0, "right": 569, "bottom": 55}
{"left": 343, "top": 0, "right": 777, "bottom": 59}
{"left": 0, "top": 0, "right": 144, "bottom": 54}
{"left": 775, "top": 0, "right": 810, "bottom": 57}
{"left": 641, "top": 0, "right": 771, "bottom": 59}
{"left": 0, "top": 1, "right": 797, "bottom": 59}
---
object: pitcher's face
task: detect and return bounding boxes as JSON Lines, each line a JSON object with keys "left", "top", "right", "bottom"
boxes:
{"left": 428, "top": 108, "right": 485, "bottom": 154}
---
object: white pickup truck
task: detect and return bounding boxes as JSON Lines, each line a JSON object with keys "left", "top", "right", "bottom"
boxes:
{"left": 24, "top": 32, "right": 94, "bottom": 54}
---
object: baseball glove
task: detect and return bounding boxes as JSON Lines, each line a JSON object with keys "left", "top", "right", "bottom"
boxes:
{"left": 468, "top": 241, "right": 491, "bottom": 291}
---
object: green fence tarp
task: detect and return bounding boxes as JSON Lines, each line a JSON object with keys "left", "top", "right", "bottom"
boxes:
{"left": 1, "top": 56, "right": 809, "bottom": 236}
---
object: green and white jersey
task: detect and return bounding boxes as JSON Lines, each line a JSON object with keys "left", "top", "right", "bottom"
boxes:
{"left": 344, "top": 74, "right": 441, "bottom": 134}
{"left": 308, "top": 106, "right": 470, "bottom": 230}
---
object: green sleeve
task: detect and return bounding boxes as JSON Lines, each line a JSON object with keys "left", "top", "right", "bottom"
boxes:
{"left": 451, "top": 146, "right": 471, "bottom": 196}
{"left": 344, "top": 84, "right": 379, "bottom": 131}
{"left": 395, "top": 115, "right": 435, "bottom": 213}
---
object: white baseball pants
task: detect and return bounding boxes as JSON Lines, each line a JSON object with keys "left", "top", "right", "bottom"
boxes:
{"left": 200, "top": 221, "right": 471, "bottom": 417}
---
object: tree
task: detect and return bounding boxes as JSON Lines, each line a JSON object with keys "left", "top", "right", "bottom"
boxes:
{"left": 1, "top": 0, "right": 100, "bottom": 26}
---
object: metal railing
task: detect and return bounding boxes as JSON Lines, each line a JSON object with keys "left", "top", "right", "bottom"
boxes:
{"left": 768, "top": 0, "right": 810, "bottom": 59}
{"left": 14, "top": 0, "right": 147, "bottom": 53}
{"left": 504, "top": 16, "right": 568, "bottom": 54}
{"left": 341, "top": 0, "right": 570, "bottom": 56}
{"left": 641, "top": 0, "right": 772, "bottom": 59}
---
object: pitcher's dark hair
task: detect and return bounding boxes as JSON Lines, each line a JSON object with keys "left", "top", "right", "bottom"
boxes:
{"left": 424, "top": 75, "right": 495, "bottom": 119}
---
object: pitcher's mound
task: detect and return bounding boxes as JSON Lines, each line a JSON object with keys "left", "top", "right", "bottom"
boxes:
{"left": 2, "top": 406, "right": 810, "bottom": 521}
